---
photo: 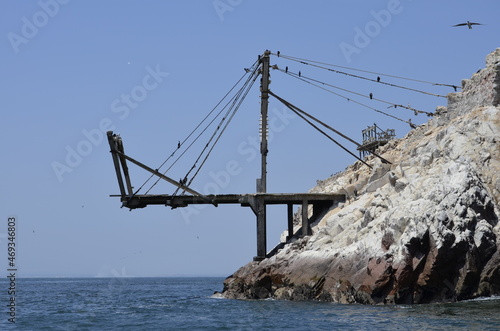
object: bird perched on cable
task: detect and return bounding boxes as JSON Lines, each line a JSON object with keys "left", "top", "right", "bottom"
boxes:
{"left": 377, "top": 76, "right": 381, "bottom": 82}
{"left": 285, "top": 66, "right": 288, "bottom": 73}
{"left": 277, "top": 51, "right": 280, "bottom": 57}
{"left": 452, "top": 21, "right": 483, "bottom": 29}
{"left": 408, "top": 119, "right": 417, "bottom": 129}
{"left": 298, "top": 71, "right": 301, "bottom": 77}
{"left": 369, "top": 93, "right": 373, "bottom": 99}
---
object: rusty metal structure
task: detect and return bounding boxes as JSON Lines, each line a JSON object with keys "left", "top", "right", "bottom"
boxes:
{"left": 357, "top": 124, "right": 395, "bottom": 158}
{"left": 108, "top": 51, "right": 345, "bottom": 261}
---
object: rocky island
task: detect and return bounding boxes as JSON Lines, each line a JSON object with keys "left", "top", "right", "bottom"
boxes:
{"left": 221, "top": 49, "right": 500, "bottom": 304}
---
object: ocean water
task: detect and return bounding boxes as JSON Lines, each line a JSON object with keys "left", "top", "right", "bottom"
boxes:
{"left": 1, "top": 277, "right": 499, "bottom": 330}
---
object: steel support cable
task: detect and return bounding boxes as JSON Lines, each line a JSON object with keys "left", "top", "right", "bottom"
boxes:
{"left": 167, "top": 70, "right": 259, "bottom": 196}
{"left": 269, "top": 91, "right": 392, "bottom": 165}
{"left": 177, "top": 72, "right": 261, "bottom": 195}
{"left": 169, "top": 67, "right": 260, "bottom": 196}
{"left": 269, "top": 92, "right": 372, "bottom": 169}
{"left": 281, "top": 69, "right": 417, "bottom": 125}
{"left": 169, "top": 77, "right": 249, "bottom": 177}
{"left": 166, "top": 60, "right": 260, "bottom": 168}
{"left": 140, "top": 60, "right": 260, "bottom": 195}
{"left": 136, "top": 71, "right": 251, "bottom": 195}
{"left": 144, "top": 79, "right": 249, "bottom": 195}
{"left": 273, "top": 52, "right": 460, "bottom": 90}
{"left": 169, "top": 60, "right": 259, "bottom": 161}
{"left": 279, "top": 68, "right": 433, "bottom": 116}
{"left": 181, "top": 69, "right": 258, "bottom": 180}
{"left": 275, "top": 58, "right": 446, "bottom": 98}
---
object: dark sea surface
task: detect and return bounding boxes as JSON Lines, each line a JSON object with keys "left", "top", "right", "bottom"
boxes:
{"left": 1, "top": 277, "right": 499, "bottom": 330}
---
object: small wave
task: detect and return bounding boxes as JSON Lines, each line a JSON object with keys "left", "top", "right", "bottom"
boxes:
{"left": 461, "top": 296, "right": 500, "bottom": 303}
{"left": 210, "top": 292, "right": 225, "bottom": 299}
{"left": 392, "top": 305, "right": 413, "bottom": 309}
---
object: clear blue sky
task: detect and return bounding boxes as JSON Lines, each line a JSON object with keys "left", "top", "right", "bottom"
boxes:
{"left": 1, "top": 0, "right": 498, "bottom": 277}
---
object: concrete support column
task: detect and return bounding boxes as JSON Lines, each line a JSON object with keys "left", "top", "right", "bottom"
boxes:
{"left": 254, "top": 197, "right": 266, "bottom": 261}
{"left": 287, "top": 203, "right": 294, "bottom": 241}
{"left": 302, "top": 200, "right": 310, "bottom": 236}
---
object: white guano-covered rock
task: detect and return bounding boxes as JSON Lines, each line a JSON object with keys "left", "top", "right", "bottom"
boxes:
{"left": 222, "top": 49, "right": 500, "bottom": 304}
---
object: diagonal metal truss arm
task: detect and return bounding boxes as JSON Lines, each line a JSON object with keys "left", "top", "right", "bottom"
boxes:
{"left": 107, "top": 131, "right": 214, "bottom": 205}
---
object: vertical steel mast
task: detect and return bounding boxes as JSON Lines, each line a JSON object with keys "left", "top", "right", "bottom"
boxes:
{"left": 259, "top": 50, "right": 271, "bottom": 194}
{"left": 254, "top": 50, "right": 271, "bottom": 261}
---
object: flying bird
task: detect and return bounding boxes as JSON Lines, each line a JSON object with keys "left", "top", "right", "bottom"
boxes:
{"left": 452, "top": 21, "right": 483, "bottom": 29}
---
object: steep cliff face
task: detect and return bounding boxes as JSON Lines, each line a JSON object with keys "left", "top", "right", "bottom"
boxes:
{"left": 221, "top": 49, "right": 500, "bottom": 304}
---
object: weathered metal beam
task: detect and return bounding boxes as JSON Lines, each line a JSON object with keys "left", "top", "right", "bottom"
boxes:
{"left": 259, "top": 50, "right": 271, "bottom": 194}
{"left": 254, "top": 50, "right": 270, "bottom": 261}
{"left": 116, "top": 137, "right": 134, "bottom": 197}
{"left": 116, "top": 193, "right": 346, "bottom": 209}
{"left": 107, "top": 132, "right": 126, "bottom": 197}
{"left": 115, "top": 152, "right": 214, "bottom": 206}
{"left": 107, "top": 131, "right": 213, "bottom": 205}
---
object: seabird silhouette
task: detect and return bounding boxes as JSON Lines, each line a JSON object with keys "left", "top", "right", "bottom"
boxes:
{"left": 452, "top": 21, "right": 483, "bottom": 29}
{"left": 408, "top": 119, "right": 417, "bottom": 129}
